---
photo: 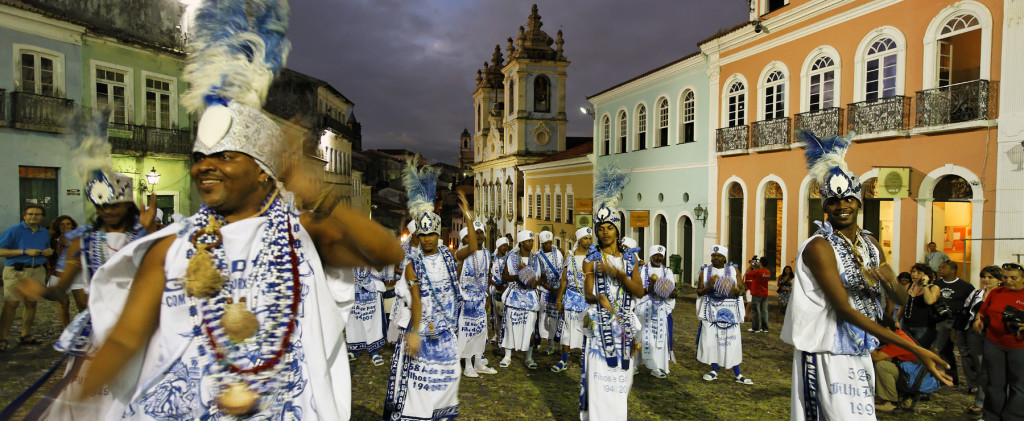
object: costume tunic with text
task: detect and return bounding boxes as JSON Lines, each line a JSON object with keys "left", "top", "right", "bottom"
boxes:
{"left": 580, "top": 249, "right": 640, "bottom": 421}
{"left": 501, "top": 249, "right": 541, "bottom": 351}
{"left": 384, "top": 246, "right": 462, "bottom": 420}
{"left": 86, "top": 203, "right": 354, "bottom": 420}
{"left": 695, "top": 264, "right": 745, "bottom": 368}
{"left": 636, "top": 264, "right": 676, "bottom": 373}
{"left": 560, "top": 254, "right": 588, "bottom": 349}
{"left": 781, "top": 222, "right": 882, "bottom": 421}
{"left": 347, "top": 266, "right": 388, "bottom": 352}
{"left": 538, "top": 248, "right": 564, "bottom": 341}
{"left": 458, "top": 248, "right": 490, "bottom": 357}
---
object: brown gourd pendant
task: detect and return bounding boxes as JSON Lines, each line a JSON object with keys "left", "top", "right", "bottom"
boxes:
{"left": 218, "top": 382, "right": 259, "bottom": 415}
{"left": 222, "top": 297, "right": 259, "bottom": 342}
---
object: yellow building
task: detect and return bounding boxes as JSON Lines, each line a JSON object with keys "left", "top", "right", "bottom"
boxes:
{"left": 520, "top": 143, "right": 594, "bottom": 251}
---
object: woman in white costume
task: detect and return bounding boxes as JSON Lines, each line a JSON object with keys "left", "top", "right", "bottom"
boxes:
{"left": 550, "top": 227, "right": 592, "bottom": 372}
{"left": 347, "top": 265, "right": 389, "bottom": 366}
{"left": 499, "top": 230, "right": 541, "bottom": 369}
{"left": 456, "top": 221, "right": 497, "bottom": 378}
{"left": 695, "top": 245, "right": 752, "bottom": 384}
{"left": 579, "top": 166, "right": 646, "bottom": 421}
{"left": 636, "top": 245, "right": 677, "bottom": 378}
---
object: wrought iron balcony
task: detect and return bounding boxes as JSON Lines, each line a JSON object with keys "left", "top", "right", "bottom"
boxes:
{"left": 794, "top": 107, "right": 844, "bottom": 138}
{"left": 108, "top": 122, "right": 194, "bottom": 156}
{"left": 0, "top": 89, "right": 6, "bottom": 127}
{"left": 847, "top": 96, "right": 911, "bottom": 135}
{"left": 716, "top": 125, "right": 749, "bottom": 153}
{"left": 751, "top": 117, "right": 791, "bottom": 149}
{"left": 915, "top": 80, "right": 999, "bottom": 127}
{"left": 10, "top": 91, "right": 75, "bottom": 133}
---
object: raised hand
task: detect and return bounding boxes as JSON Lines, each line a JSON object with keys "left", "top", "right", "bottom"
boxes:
{"left": 139, "top": 192, "right": 158, "bottom": 233}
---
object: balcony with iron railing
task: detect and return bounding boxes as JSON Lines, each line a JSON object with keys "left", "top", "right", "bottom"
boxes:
{"left": 794, "top": 107, "right": 844, "bottom": 138}
{"left": 847, "top": 95, "right": 912, "bottom": 136}
{"left": 10, "top": 91, "right": 75, "bottom": 133}
{"left": 915, "top": 80, "right": 999, "bottom": 128}
{"left": 108, "top": 122, "right": 194, "bottom": 156}
{"left": 750, "top": 117, "right": 791, "bottom": 150}
{"left": 716, "top": 125, "right": 749, "bottom": 153}
{"left": 0, "top": 89, "right": 6, "bottom": 127}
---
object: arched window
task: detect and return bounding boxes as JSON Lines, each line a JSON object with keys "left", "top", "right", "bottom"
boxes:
{"left": 507, "top": 78, "right": 515, "bottom": 116}
{"left": 809, "top": 56, "right": 836, "bottom": 111}
{"left": 635, "top": 105, "right": 647, "bottom": 150}
{"left": 555, "top": 193, "right": 562, "bottom": 222}
{"left": 727, "top": 81, "right": 746, "bottom": 127}
{"left": 937, "top": 13, "right": 981, "bottom": 87}
{"left": 544, "top": 192, "right": 552, "bottom": 221}
{"left": 601, "top": 115, "right": 610, "bottom": 155}
{"left": 507, "top": 184, "right": 514, "bottom": 217}
{"left": 533, "top": 75, "right": 550, "bottom": 112}
{"left": 476, "top": 103, "right": 481, "bottom": 132}
{"left": 535, "top": 192, "right": 542, "bottom": 218}
{"left": 657, "top": 98, "right": 669, "bottom": 147}
{"left": 496, "top": 184, "right": 502, "bottom": 216}
{"left": 618, "top": 111, "right": 628, "bottom": 153}
{"left": 566, "top": 189, "right": 574, "bottom": 222}
{"left": 681, "top": 90, "right": 695, "bottom": 143}
{"left": 763, "top": 70, "right": 786, "bottom": 120}
{"left": 865, "top": 38, "right": 898, "bottom": 101}
{"left": 527, "top": 189, "right": 534, "bottom": 218}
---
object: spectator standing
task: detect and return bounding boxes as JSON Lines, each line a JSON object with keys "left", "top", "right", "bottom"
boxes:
{"left": 924, "top": 241, "right": 950, "bottom": 273}
{"left": 748, "top": 256, "right": 772, "bottom": 333}
{"left": 776, "top": 265, "right": 794, "bottom": 323}
{"left": 961, "top": 265, "right": 1002, "bottom": 414}
{"left": 931, "top": 260, "right": 976, "bottom": 386}
{"left": 972, "top": 262, "right": 1024, "bottom": 421}
{"left": 0, "top": 205, "right": 52, "bottom": 349}
{"left": 899, "top": 263, "right": 940, "bottom": 348}
{"left": 46, "top": 215, "right": 79, "bottom": 327}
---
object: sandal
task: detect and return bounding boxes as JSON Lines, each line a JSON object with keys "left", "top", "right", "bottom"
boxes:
{"left": 550, "top": 360, "right": 568, "bottom": 373}
{"left": 19, "top": 335, "right": 43, "bottom": 345}
{"left": 371, "top": 353, "right": 385, "bottom": 366}
{"left": 967, "top": 406, "right": 983, "bottom": 414}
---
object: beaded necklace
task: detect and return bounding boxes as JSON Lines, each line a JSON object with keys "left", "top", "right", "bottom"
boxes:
{"left": 84, "top": 223, "right": 145, "bottom": 277}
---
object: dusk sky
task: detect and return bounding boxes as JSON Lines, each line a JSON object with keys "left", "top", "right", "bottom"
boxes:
{"left": 285, "top": 0, "right": 750, "bottom": 164}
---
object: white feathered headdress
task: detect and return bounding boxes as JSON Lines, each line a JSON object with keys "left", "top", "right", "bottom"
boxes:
{"left": 67, "top": 110, "right": 134, "bottom": 206}
{"left": 592, "top": 165, "right": 629, "bottom": 226}
{"left": 800, "top": 130, "right": 862, "bottom": 203}
{"left": 402, "top": 156, "right": 441, "bottom": 235}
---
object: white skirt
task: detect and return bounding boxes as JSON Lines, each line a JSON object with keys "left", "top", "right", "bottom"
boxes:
{"left": 500, "top": 307, "right": 537, "bottom": 351}
{"left": 790, "top": 350, "right": 877, "bottom": 421}
{"left": 458, "top": 298, "right": 488, "bottom": 357}
{"left": 346, "top": 289, "right": 385, "bottom": 351}
{"left": 538, "top": 291, "right": 561, "bottom": 340}
{"left": 384, "top": 331, "right": 461, "bottom": 420}
{"left": 559, "top": 310, "right": 585, "bottom": 350}
{"left": 696, "top": 319, "right": 743, "bottom": 368}
{"left": 580, "top": 338, "right": 632, "bottom": 421}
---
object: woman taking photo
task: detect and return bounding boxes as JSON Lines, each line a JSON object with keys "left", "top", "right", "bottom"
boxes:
{"left": 899, "top": 263, "right": 940, "bottom": 348}
{"left": 775, "top": 265, "right": 793, "bottom": 323}
{"left": 961, "top": 265, "right": 1002, "bottom": 414}
{"left": 973, "top": 262, "right": 1024, "bottom": 421}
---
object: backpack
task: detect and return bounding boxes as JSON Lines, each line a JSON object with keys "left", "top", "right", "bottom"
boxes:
{"left": 896, "top": 360, "right": 939, "bottom": 395}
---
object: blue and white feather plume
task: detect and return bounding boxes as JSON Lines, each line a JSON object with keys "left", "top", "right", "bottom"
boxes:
{"left": 593, "top": 165, "right": 629, "bottom": 225}
{"left": 799, "top": 129, "right": 862, "bottom": 203}
{"left": 403, "top": 156, "right": 441, "bottom": 235}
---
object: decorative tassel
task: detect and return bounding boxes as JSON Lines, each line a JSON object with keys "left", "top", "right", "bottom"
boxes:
{"left": 218, "top": 383, "right": 259, "bottom": 415}
{"left": 222, "top": 297, "right": 259, "bottom": 342}
{"left": 186, "top": 215, "right": 226, "bottom": 298}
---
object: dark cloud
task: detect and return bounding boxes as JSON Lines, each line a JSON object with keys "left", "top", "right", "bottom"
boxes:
{"left": 286, "top": 0, "right": 749, "bottom": 164}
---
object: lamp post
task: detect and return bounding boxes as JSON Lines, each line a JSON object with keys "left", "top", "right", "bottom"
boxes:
{"left": 694, "top": 204, "right": 707, "bottom": 227}
{"left": 145, "top": 167, "right": 161, "bottom": 188}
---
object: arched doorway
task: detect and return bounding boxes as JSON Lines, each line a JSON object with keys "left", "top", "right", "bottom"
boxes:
{"left": 727, "top": 182, "right": 744, "bottom": 265}
{"left": 617, "top": 211, "right": 626, "bottom": 236}
{"left": 656, "top": 214, "right": 668, "bottom": 249}
{"left": 862, "top": 178, "right": 895, "bottom": 265}
{"left": 676, "top": 215, "right": 694, "bottom": 285}
{"left": 931, "top": 175, "right": 973, "bottom": 275}
{"left": 763, "top": 181, "right": 783, "bottom": 278}
{"left": 806, "top": 180, "right": 823, "bottom": 237}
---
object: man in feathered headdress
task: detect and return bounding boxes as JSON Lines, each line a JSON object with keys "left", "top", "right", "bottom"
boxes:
{"left": 781, "top": 131, "right": 952, "bottom": 420}
{"left": 78, "top": 1, "right": 403, "bottom": 419}
{"left": 384, "top": 158, "right": 476, "bottom": 419}
{"left": 579, "top": 166, "right": 646, "bottom": 421}
{"left": 636, "top": 244, "right": 677, "bottom": 379}
{"left": 499, "top": 229, "right": 542, "bottom": 369}
{"left": 550, "top": 226, "right": 592, "bottom": 373}
{"left": 695, "top": 244, "right": 752, "bottom": 384}
{"left": 456, "top": 220, "right": 497, "bottom": 378}
{"left": 536, "top": 230, "right": 564, "bottom": 356}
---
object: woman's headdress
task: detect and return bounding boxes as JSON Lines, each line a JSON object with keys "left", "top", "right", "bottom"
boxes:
{"left": 801, "top": 130, "right": 862, "bottom": 204}
{"left": 185, "top": 0, "right": 291, "bottom": 179}
{"left": 66, "top": 110, "right": 134, "bottom": 206}
{"left": 402, "top": 156, "right": 441, "bottom": 235}
{"left": 592, "top": 165, "right": 629, "bottom": 226}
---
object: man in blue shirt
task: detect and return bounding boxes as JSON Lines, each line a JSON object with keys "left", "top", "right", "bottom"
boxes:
{"left": 0, "top": 205, "right": 53, "bottom": 350}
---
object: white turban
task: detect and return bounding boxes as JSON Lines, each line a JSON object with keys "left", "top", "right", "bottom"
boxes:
{"left": 538, "top": 231, "right": 553, "bottom": 243}
{"left": 622, "top": 237, "right": 637, "bottom": 249}
{"left": 575, "top": 227, "right": 592, "bottom": 241}
{"left": 710, "top": 244, "right": 728, "bottom": 257}
{"left": 516, "top": 230, "right": 534, "bottom": 245}
{"left": 649, "top": 245, "right": 666, "bottom": 260}
{"left": 459, "top": 227, "right": 469, "bottom": 240}
{"left": 495, "top": 237, "right": 509, "bottom": 250}
{"left": 472, "top": 220, "right": 485, "bottom": 232}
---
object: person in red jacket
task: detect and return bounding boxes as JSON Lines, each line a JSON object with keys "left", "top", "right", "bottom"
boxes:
{"left": 748, "top": 256, "right": 772, "bottom": 333}
{"left": 972, "top": 262, "right": 1024, "bottom": 421}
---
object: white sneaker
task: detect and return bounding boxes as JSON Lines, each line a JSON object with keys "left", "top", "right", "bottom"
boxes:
{"left": 463, "top": 367, "right": 479, "bottom": 378}
{"left": 476, "top": 366, "right": 497, "bottom": 375}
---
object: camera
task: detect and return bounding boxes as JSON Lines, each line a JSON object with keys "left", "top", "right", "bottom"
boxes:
{"left": 1003, "top": 305, "right": 1024, "bottom": 337}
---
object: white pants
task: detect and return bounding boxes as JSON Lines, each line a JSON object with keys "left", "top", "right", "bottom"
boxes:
{"left": 790, "top": 350, "right": 877, "bottom": 421}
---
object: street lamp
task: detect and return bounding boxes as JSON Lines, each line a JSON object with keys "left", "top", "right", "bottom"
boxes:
{"left": 579, "top": 106, "right": 595, "bottom": 119}
{"left": 694, "top": 204, "right": 707, "bottom": 227}
{"left": 146, "top": 167, "right": 161, "bottom": 187}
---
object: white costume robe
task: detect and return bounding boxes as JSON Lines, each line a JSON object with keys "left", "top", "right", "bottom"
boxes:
{"left": 490, "top": 252, "right": 507, "bottom": 344}
{"left": 781, "top": 223, "right": 883, "bottom": 421}
{"left": 636, "top": 264, "right": 676, "bottom": 373}
{"left": 501, "top": 250, "right": 540, "bottom": 351}
{"left": 457, "top": 248, "right": 490, "bottom": 357}
{"left": 388, "top": 244, "right": 420, "bottom": 343}
{"left": 384, "top": 247, "right": 461, "bottom": 420}
{"left": 347, "top": 267, "right": 387, "bottom": 352}
{"left": 696, "top": 265, "right": 745, "bottom": 369}
{"left": 581, "top": 253, "right": 640, "bottom": 421}
{"left": 537, "top": 248, "right": 563, "bottom": 341}
{"left": 560, "top": 254, "right": 588, "bottom": 350}
{"left": 86, "top": 209, "right": 354, "bottom": 420}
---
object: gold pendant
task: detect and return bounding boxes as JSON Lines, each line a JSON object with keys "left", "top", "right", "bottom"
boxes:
{"left": 222, "top": 298, "right": 259, "bottom": 342}
{"left": 429, "top": 322, "right": 435, "bottom": 333}
{"left": 218, "top": 383, "right": 259, "bottom": 415}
